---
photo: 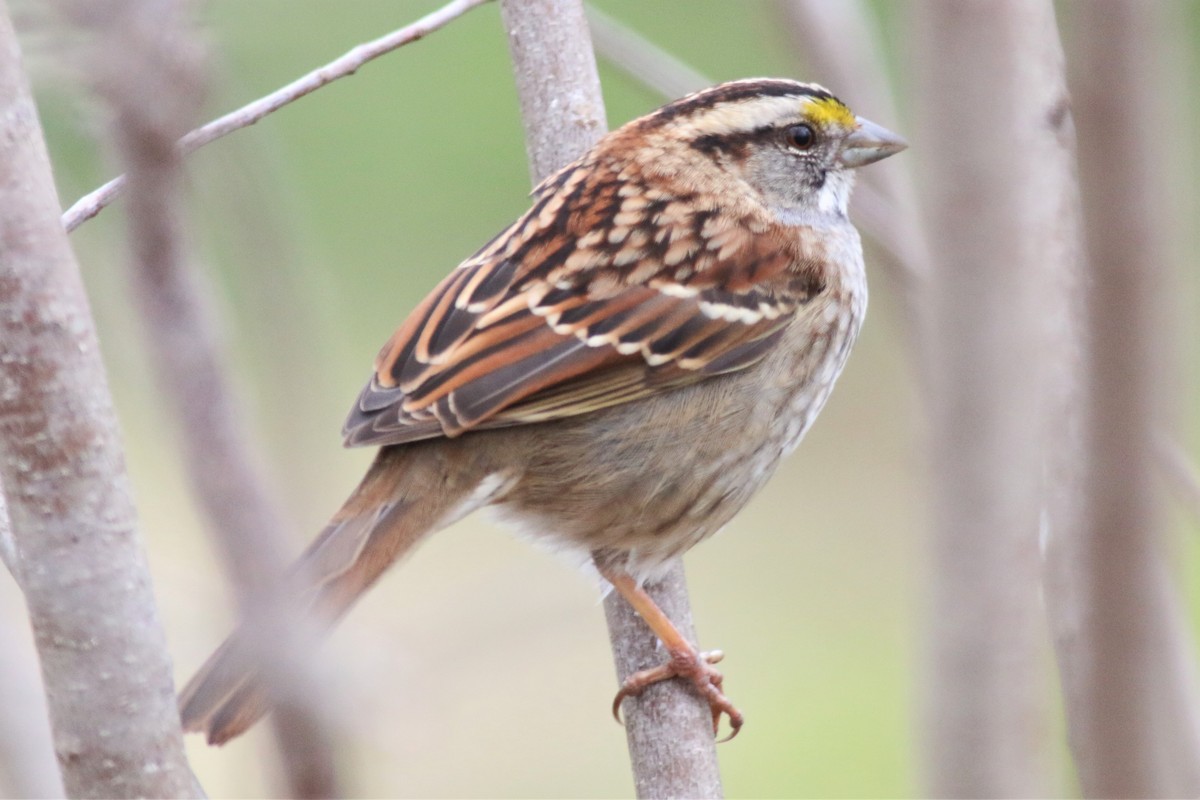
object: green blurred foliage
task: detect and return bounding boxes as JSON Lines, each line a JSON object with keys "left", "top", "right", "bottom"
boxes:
{"left": 11, "top": 1, "right": 1200, "bottom": 797}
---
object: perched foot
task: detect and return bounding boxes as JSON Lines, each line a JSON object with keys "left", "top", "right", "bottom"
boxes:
{"left": 612, "top": 645, "right": 744, "bottom": 742}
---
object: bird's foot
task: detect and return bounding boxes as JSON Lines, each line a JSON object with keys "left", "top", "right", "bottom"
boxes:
{"left": 612, "top": 646, "right": 744, "bottom": 742}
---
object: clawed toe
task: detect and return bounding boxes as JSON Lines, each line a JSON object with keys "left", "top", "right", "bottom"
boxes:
{"left": 611, "top": 647, "right": 743, "bottom": 741}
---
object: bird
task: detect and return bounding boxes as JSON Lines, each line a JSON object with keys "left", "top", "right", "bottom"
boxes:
{"left": 178, "top": 77, "right": 907, "bottom": 745}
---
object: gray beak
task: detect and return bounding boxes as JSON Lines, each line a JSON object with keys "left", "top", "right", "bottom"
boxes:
{"left": 839, "top": 116, "right": 908, "bottom": 168}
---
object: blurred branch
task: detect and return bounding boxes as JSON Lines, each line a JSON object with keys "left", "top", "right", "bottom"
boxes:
{"left": 584, "top": 4, "right": 707, "bottom": 98}
{"left": 72, "top": 0, "right": 341, "bottom": 795}
{"left": 1063, "top": 2, "right": 1200, "bottom": 794}
{"left": 913, "top": 1, "right": 1069, "bottom": 794}
{"left": 60, "top": 0, "right": 491, "bottom": 232}
{"left": 0, "top": 2, "right": 201, "bottom": 795}
{"left": 498, "top": 1, "right": 722, "bottom": 796}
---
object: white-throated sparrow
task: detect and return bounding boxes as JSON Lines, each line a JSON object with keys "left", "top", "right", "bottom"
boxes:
{"left": 179, "top": 78, "right": 906, "bottom": 743}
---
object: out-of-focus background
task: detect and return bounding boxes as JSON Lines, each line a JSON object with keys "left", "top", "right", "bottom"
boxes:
{"left": 4, "top": 1, "right": 1199, "bottom": 797}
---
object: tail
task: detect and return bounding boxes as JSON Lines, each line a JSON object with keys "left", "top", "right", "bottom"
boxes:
{"left": 178, "top": 444, "right": 496, "bottom": 745}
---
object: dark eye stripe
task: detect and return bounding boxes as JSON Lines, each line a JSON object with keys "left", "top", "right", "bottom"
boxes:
{"left": 690, "top": 126, "right": 782, "bottom": 157}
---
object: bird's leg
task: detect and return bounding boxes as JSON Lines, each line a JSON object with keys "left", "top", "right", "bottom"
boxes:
{"left": 601, "top": 568, "right": 744, "bottom": 741}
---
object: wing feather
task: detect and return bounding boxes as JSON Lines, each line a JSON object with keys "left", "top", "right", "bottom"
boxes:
{"left": 343, "top": 157, "right": 828, "bottom": 448}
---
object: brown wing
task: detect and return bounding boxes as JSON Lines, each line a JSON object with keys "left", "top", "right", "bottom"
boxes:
{"left": 343, "top": 157, "right": 827, "bottom": 447}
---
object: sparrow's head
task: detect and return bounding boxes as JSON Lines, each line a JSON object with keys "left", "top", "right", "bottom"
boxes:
{"left": 625, "top": 78, "right": 907, "bottom": 222}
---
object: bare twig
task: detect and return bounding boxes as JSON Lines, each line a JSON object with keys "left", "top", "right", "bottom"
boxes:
{"left": 0, "top": 2, "right": 201, "bottom": 794}
{"left": 1062, "top": 2, "right": 1200, "bottom": 794}
{"left": 913, "top": 1, "right": 1072, "bottom": 794}
{"left": 71, "top": 0, "right": 340, "bottom": 795}
{"left": 499, "top": 1, "right": 722, "bottom": 796}
{"left": 601, "top": 567, "right": 723, "bottom": 798}
{"left": 60, "top": 0, "right": 491, "bottom": 232}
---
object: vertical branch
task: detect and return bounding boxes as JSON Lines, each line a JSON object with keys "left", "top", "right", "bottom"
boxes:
{"left": 500, "top": 0, "right": 606, "bottom": 180}
{"left": 1060, "top": 1, "right": 1200, "bottom": 794}
{"left": 498, "top": 1, "right": 723, "bottom": 796}
{"left": 0, "top": 2, "right": 201, "bottom": 795}
{"left": 912, "top": 1, "right": 1072, "bottom": 794}
{"left": 600, "top": 566, "right": 723, "bottom": 799}
{"left": 70, "top": 0, "right": 340, "bottom": 795}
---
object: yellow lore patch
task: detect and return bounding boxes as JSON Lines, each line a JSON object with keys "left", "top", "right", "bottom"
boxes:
{"left": 804, "top": 96, "right": 857, "bottom": 129}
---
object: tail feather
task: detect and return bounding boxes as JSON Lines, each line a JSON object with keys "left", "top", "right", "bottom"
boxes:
{"left": 179, "top": 443, "right": 498, "bottom": 745}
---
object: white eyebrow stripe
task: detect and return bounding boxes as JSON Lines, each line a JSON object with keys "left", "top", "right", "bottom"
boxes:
{"left": 675, "top": 96, "right": 805, "bottom": 139}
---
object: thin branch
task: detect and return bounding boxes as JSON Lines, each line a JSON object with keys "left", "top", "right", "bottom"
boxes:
{"left": 75, "top": 0, "right": 341, "bottom": 794}
{"left": 0, "top": 2, "right": 201, "bottom": 794}
{"left": 60, "top": 0, "right": 491, "bottom": 232}
{"left": 498, "top": 1, "right": 722, "bottom": 796}
{"left": 601, "top": 567, "right": 724, "bottom": 798}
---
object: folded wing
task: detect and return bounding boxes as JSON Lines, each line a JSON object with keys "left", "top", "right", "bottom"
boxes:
{"left": 343, "top": 158, "right": 827, "bottom": 447}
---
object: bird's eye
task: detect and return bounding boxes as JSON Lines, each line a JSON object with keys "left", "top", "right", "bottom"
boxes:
{"left": 784, "top": 124, "right": 815, "bottom": 150}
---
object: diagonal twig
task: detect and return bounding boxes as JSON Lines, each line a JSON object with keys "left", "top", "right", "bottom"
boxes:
{"left": 61, "top": 0, "right": 491, "bottom": 232}
{"left": 584, "top": 4, "right": 707, "bottom": 99}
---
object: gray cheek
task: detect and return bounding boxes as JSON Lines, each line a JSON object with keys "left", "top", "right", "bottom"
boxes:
{"left": 743, "top": 150, "right": 810, "bottom": 206}
{"left": 782, "top": 160, "right": 827, "bottom": 205}
{"left": 743, "top": 149, "right": 857, "bottom": 224}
